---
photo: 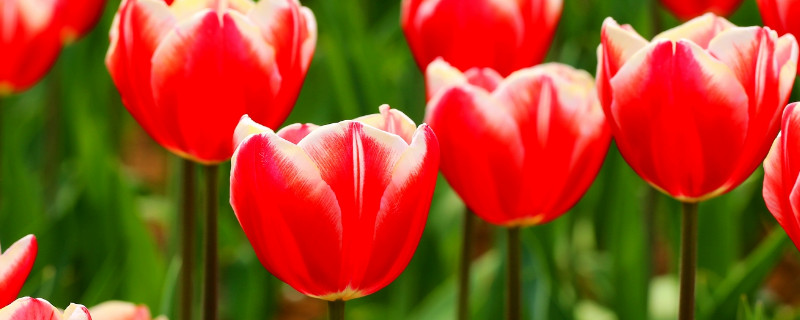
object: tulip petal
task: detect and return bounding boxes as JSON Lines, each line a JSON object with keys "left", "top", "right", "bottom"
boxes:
{"left": 425, "top": 58, "right": 468, "bottom": 101}
{"left": 654, "top": 13, "right": 734, "bottom": 49}
{"left": 425, "top": 85, "right": 524, "bottom": 225}
{"left": 463, "top": 67, "right": 503, "bottom": 92}
{"left": 151, "top": 10, "right": 281, "bottom": 163}
{"left": 89, "top": 301, "right": 151, "bottom": 320}
{"left": 353, "top": 105, "right": 417, "bottom": 144}
{"left": 62, "top": 304, "right": 91, "bottom": 320}
{"left": 297, "top": 120, "right": 410, "bottom": 294}
{"left": 233, "top": 115, "right": 271, "bottom": 150}
{"left": 230, "top": 129, "right": 343, "bottom": 298}
{"left": 598, "top": 17, "right": 648, "bottom": 108}
{"left": 276, "top": 123, "right": 319, "bottom": 144}
{"left": 766, "top": 103, "right": 800, "bottom": 249}
{"left": 0, "top": 297, "right": 59, "bottom": 320}
{"left": 358, "top": 125, "right": 439, "bottom": 296}
{"left": 0, "top": 235, "right": 37, "bottom": 308}
{"left": 610, "top": 40, "right": 749, "bottom": 200}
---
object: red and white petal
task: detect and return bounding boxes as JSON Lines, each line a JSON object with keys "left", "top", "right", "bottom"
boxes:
{"left": 425, "top": 58, "right": 467, "bottom": 101}
{"left": 776, "top": 34, "right": 799, "bottom": 102}
{"left": 598, "top": 17, "right": 647, "bottom": 108}
{"left": 769, "top": 104, "right": 800, "bottom": 249}
{"left": 276, "top": 123, "right": 319, "bottom": 144}
{"left": 653, "top": 13, "right": 734, "bottom": 49}
{"left": 463, "top": 67, "right": 503, "bottom": 92}
{"left": 89, "top": 301, "right": 151, "bottom": 320}
{"left": 357, "top": 124, "right": 439, "bottom": 296}
{"left": 233, "top": 115, "right": 272, "bottom": 150}
{"left": 296, "top": 121, "right": 410, "bottom": 294}
{"left": 230, "top": 130, "right": 343, "bottom": 298}
{"left": 62, "top": 304, "right": 91, "bottom": 320}
{"left": 0, "top": 235, "right": 37, "bottom": 308}
{"left": 425, "top": 85, "right": 525, "bottom": 225}
{"left": 609, "top": 40, "right": 749, "bottom": 200}
{"left": 0, "top": 297, "right": 59, "bottom": 320}
{"left": 151, "top": 10, "right": 281, "bottom": 163}
{"left": 354, "top": 105, "right": 417, "bottom": 144}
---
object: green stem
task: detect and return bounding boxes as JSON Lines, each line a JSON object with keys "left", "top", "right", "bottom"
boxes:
{"left": 44, "top": 77, "right": 60, "bottom": 205}
{"left": 180, "top": 159, "right": 195, "bottom": 320}
{"left": 506, "top": 227, "right": 521, "bottom": 320}
{"left": 679, "top": 201, "right": 698, "bottom": 320}
{"left": 328, "top": 300, "right": 345, "bottom": 320}
{"left": 458, "top": 208, "right": 474, "bottom": 320}
{"left": 203, "top": 165, "right": 219, "bottom": 320}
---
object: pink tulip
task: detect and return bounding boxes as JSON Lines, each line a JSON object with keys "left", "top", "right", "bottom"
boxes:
{"left": 0, "top": 297, "right": 91, "bottom": 320}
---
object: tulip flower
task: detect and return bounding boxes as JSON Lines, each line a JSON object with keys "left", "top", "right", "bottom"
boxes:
{"left": 106, "top": 1, "right": 316, "bottom": 318}
{"left": 658, "top": 0, "right": 742, "bottom": 21}
{"left": 763, "top": 103, "right": 800, "bottom": 250}
{"left": 106, "top": 0, "right": 317, "bottom": 164}
{"left": 230, "top": 105, "right": 439, "bottom": 319}
{"left": 0, "top": 297, "right": 91, "bottom": 320}
{"left": 401, "top": 0, "right": 563, "bottom": 77}
{"left": 597, "top": 13, "right": 798, "bottom": 319}
{"left": 0, "top": 235, "right": 37, "bottom": 308}
{"left": 0, "top": 0, "right": 106, "bottom": 94}
{"left": 90, "top": 301, "right": 167, "bottom": 320}
{"left": 425, "top": 59, "right": 610, "bottom": 320}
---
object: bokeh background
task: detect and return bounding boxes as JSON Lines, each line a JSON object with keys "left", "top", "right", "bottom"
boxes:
{"left": 0, "top": 0, "right": 797, "bottom": 319}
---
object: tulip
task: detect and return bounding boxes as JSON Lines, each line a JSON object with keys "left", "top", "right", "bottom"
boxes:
{"left": 763, "top": 103, "right": 800, "bottom": 250}
{"left": 0, "top": 0, "right": 106, "bottom": 94}
{"left": 230, "top": 105, "right": 439, "bottom": 319}
{"left": 401, "top": 0, "right": 563, "bottom": 77}
{"left": 597, "top": 13, "right": 798, "bottom": 319}
{"left": 658, "top": 0, "right": 742, "bottom": 21}
{"left": 90, "top": 301, "right": 167, "bottom": 320}
{"left": 106, "top": 0, "right": 317, "bottom": 164}
{"left": 106, "top": 1, "right": 316, "bottom": 318}
{"left": 0, "top": 235, "right": 37, "bottom": 309}
{"left": 425, "top": 59, "right": 610, "bottom": 320}
{"left": 0, "top": 297, "right": 91, "bottom": 320}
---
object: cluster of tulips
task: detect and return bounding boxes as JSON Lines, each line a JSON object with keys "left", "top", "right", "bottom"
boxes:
{"left": 4, "top": 0, "right": 800, "bottom": 319}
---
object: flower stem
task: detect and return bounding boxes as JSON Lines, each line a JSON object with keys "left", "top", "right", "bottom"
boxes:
{"left": 328, "top": 300, "right": 345, "bottom": 320}
{"left": 203, "top": 164, "right": 219, "bottom": 320}
{"left": 180, "top": 159, "right": 195, "bottom": 320}
{"left": 678, "top": 201, "right": 698, "bottom": 320}
{"left": 506, "top": 227, "right": 521, "bottom": 320}
{"left": 458, "top": 208, "right": 474, "bottom": 320}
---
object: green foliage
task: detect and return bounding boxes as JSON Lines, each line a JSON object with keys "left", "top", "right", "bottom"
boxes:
{"left": 0, "top": 0, "right": 797, "bottom": 319}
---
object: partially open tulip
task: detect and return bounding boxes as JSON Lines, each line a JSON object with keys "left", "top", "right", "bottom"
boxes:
{"left": 0, "top": 0, "right": 106, "bottom": 94}
{"left": 597, "top": 13, "right": 798, "bottom": 202}
{"left": 90, "top": 301, "right": 166, "bottom": 320}
{"left": 0, "top": 297, "right": 91, "bottom": 320}
{"left": 0, "top": 235, "right": 37, "bottom": 308}
{"left": 658, "top": 0, "right": 742, "bottom": 20}
{"left": 106, "top": 0, "right": 317, "bottom": 163}
{"left": 763, "top": 103, "right": 800, "bottom": 250}
{"left": 230, "top": 105, "right": 439, "bottom": 301}
{"left": 425, "top": 59, "right": 610, "bottom": 226}
{"left": 401, "top": 0, "right": 563, "bottom": 77}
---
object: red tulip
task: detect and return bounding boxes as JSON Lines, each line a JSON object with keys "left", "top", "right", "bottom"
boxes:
{"left": 0, "top": 235, "right": 37, "bottom": 309}
{"left": 597, "top": 14, "right": 798, "bottom": 202}
{"left": 425, "top": 59, "right": 610, "bottom": 226}
{"left": 763, "top": 103, "right": 800, "bottom": 250}
{"left": 106, "top": 0, "right": 317, "bottom": 163}
{"left": 0, "top": 0, "right": 106, "bottom": 94}
{"left": 0, "top": 298, "right": 91, "bottom": 320}
{"left": 401, "top": 0, "right": 563, "bottom": 77}
{"left": 658, "top": 0, "right": 743, "bottom": 20}
{"left": 229, "top": 105, "right": 439, "bottom": 300}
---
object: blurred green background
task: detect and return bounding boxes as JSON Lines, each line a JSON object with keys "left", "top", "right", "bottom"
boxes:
{"left": 1, "top": 0, "right": 798, "bottom": 319}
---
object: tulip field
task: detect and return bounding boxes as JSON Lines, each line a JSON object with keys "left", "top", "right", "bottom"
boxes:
{"left": 4, "top": 0, "right": 800, "bottom": 319}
